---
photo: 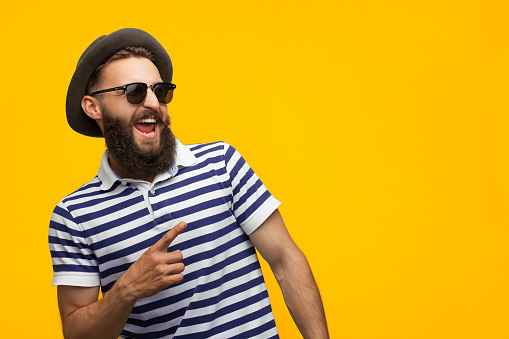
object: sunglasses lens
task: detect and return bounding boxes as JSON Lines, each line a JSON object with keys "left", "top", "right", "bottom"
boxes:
{"left": 154, "top": 83, "right": 175, "bottom": 104}
{"left": 125, "top": 83, "right": 147, "bottom": 104}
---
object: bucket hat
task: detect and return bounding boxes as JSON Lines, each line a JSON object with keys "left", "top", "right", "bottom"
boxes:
{"left": 66, "top": 28, "right": 173, "bottom": 137}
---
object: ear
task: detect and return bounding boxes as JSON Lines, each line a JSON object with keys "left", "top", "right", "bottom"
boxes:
{"left": 81, "top": 95, "right": 102, "bottom": 120}
{"left": 81, "top": 95, "right": 104, "bottom": 131}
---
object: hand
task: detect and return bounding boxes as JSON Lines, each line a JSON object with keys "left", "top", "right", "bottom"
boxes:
{"left": 116, "top": 222, "right": 187, "bottom": 302}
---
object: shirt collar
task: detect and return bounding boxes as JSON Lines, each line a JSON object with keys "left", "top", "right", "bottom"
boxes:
{"left": 98, "top": 139, "right": 197, "bottom": 191}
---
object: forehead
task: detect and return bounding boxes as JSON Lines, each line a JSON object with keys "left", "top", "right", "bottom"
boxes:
{"left": 100, "top": 57, "right": 163, "bottom": 87}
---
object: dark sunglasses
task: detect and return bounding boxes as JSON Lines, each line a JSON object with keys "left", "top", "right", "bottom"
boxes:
{"left": 90, "top": 82, "right": 176, "bottom": 105}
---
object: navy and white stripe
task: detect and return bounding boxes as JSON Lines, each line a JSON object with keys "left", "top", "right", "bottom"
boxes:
{"left": 49, "top": 140, "right": 280, "bottom": 338}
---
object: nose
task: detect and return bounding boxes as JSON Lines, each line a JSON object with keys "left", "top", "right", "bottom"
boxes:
{"left": 142, "top": 85, "right": 160, "bottom": 110}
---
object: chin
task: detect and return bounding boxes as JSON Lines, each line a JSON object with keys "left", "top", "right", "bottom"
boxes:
{"left": 137, "top": 140, "right": 161, "bottom": 153}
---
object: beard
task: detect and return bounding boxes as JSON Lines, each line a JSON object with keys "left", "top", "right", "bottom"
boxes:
{"left": 102, "top": 107, "right": 177, "bottom": 179}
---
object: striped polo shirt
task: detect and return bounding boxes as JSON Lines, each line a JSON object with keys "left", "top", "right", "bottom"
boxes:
{"left": 49, "top": 140, "right": 281, "bottom": 338}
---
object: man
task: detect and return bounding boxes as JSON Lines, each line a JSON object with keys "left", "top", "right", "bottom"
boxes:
{"left": 49, "top": 28, "right": 329, "bottom": 339}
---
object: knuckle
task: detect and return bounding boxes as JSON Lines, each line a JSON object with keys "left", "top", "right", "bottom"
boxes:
{"left": 163, "top": 232, "right": 171, "bottom": 242}
{"left": 155, "top": 265, "right": 167, "bottom": 275}
{"left": 171, "top": 273, "right": 184, "bottom": 284}
{"left": 149, "top": 255, "right": 160, "bottom": 265}
{"left": 161, "top": 273, "right": 184, "bottom": 286}
{"left": 165, "top": 230, "right": 175, "bottom": 241}
{"left": 176, "top": 251, "right": 183, "bottom": 261}
{"left": 168, "top": 263, "right": 184, "bottom": 274}
{"left": 177, "top": 263, "right": 185, "bottom": 272}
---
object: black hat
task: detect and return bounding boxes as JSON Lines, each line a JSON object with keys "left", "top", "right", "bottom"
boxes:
{"left": 66, "top": 28, "right": 173, "bottom": 137}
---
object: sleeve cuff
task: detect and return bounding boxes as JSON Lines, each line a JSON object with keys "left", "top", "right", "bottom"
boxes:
{"left": 52, "top": 273, "right": 101, "bottom": 287}
{"left": 241, "top": 196, "right": 282, "bottom": 235}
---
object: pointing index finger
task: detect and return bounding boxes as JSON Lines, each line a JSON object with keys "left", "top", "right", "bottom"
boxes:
{"left": 151, "top": 222, "right": 187, "bottom": 252}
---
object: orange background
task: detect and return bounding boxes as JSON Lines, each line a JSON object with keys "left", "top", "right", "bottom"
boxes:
{"left": 1, "top": 1, "right": 509, "bottom": 338}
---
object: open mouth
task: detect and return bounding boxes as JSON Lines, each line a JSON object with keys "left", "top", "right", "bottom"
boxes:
{"left": 134, "top": 118, "right": 157, "bottom": 136}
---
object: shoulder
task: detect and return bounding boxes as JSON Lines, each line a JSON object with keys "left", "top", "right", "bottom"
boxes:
{"left": 185, "top": 141, "right": 231, "bottom": 156}
{"left": 54, "top": 176, "right": 103, "bottom": 212}
{"left": 183, "top": 141, "right": 240, "bottom": 163}
{"left": 49, "top": 176, "right": 102, "bottom": 233}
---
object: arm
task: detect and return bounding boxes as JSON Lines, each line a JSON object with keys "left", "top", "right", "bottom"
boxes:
{"left": 57, "top": 222, "right": 187, "bottom": 339}
{"left": 58, "top": 284, "right": 134, "bottom": 339}
{"left": 249, "top": 209, "right": 329, "bottom": 339}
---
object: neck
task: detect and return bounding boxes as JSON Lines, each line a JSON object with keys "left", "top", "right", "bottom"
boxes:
{"left": 108, "top": 154, "right": 156, "bottom": 183}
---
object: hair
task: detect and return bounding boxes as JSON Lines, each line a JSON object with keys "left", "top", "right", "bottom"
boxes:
{"left": 86, "top": 46, "right": 156, "bottom": 94}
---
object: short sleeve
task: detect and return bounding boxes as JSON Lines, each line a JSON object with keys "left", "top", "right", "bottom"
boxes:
{"left": 48, "top": 200, "right": 100, "bottom": 286}
{"left": 223, "top": 143, "right": 281, "bottom": 235}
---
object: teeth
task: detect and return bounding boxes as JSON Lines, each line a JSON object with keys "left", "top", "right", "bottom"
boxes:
{"left": 143, "top": 130, "right": 155, "bottom": 135}
{"left": 138, "top": 118, "right": 156, "bottom": 124}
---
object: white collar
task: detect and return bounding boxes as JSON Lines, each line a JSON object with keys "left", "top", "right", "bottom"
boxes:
{"left": 97, "top": 139, "right": 197, "bottom": 190}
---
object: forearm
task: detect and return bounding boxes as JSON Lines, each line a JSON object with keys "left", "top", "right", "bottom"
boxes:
{"left": 274, "top": 249, "right": 329, "bottom": 339}
{"left": 59, "top": 223, "right": 187, "bottom": 339}
{"left": 60, "top": 283, "right": 136, "bottom": 339}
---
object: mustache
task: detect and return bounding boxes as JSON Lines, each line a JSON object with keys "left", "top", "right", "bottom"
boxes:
{"left": 129, "top": 110, "right": 170, "bottom": 126}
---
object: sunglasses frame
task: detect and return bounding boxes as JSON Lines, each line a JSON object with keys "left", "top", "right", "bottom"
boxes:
{"left": 89, "top": 82, "right": 176, "bottom": 104}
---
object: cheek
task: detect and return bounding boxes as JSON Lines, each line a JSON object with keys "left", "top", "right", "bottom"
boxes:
{"left": 156, "top": 107, "right": 170, "bottom": 125}
{"left": 111, "top": 104, "right": 137, "bottom": 124}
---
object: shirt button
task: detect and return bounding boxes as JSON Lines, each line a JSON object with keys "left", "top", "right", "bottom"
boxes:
{"left": 150, "top": 189, "right": 156, "bottom": 195}
{"left": 121, "top": 180, "right": 127, "bottom": 186}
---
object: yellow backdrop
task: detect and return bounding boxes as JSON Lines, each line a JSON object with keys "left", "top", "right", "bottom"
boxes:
{"left": 1, "top": 0, "right": 508, "bottom": 338}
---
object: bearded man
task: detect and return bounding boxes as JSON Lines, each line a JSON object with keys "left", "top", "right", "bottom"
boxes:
{"left": 49, "top": 28, "right": 329, "bottom": 339}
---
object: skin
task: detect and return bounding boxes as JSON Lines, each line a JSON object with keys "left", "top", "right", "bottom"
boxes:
{"left": 81, "top": 57, "right": 167, "bottom": 182}
{"left": 59, "top": 57, "right": 330, "bottom": 339}
{"left": 249, "top": 210, "right": 329, "bottom": 338}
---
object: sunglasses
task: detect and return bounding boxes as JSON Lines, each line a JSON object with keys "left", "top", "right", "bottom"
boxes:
{"left": 90, "top": 82, "right": 176, "bottom": 105}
